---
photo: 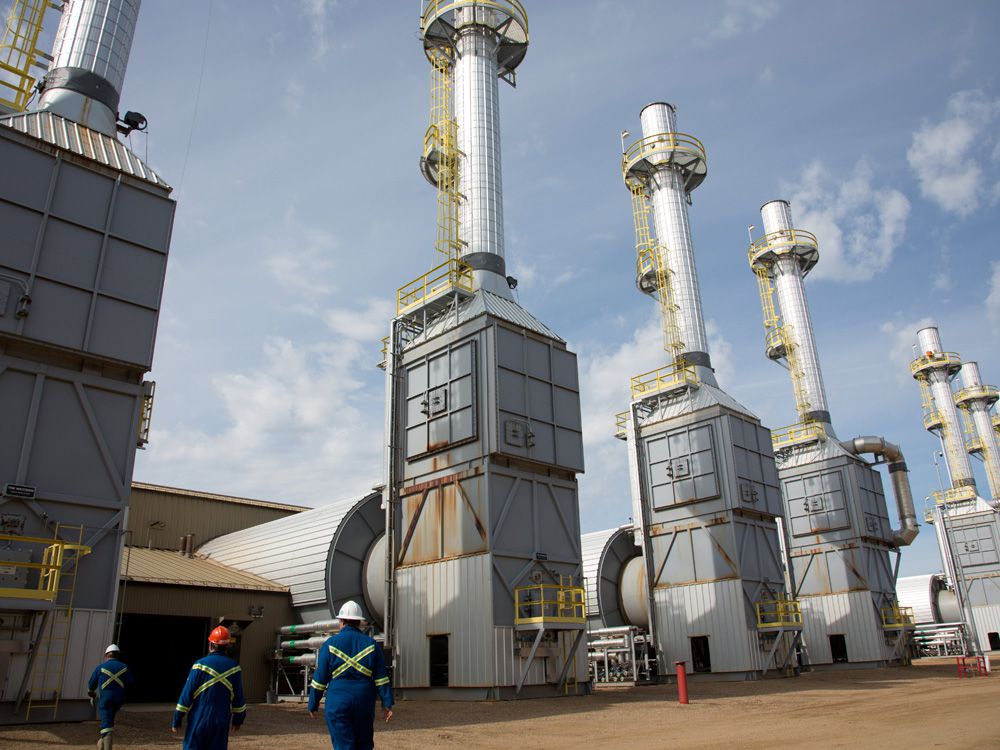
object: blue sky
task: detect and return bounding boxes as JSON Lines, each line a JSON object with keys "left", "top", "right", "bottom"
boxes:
{"left": 55, "top": 0, "right": 999, "bottom": 578}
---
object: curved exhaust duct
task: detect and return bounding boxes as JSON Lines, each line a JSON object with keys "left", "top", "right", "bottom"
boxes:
{"left": 842, "top": 436, "right": 919, "bottom": 547}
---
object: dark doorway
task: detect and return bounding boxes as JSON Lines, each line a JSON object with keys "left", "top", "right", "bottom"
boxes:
{"left": 829, "top": 634, "right": 849, "bottom": 663}
{"left": 988, "top": 632, "right": 1000, "bottom": 651}
{"left": 690, "top": 636, "right": 711, "bottom": 673}
{"left": 429, "top": 634, "right": 449, "bottom": 687}
{"left": 117, "top": 613, "right": 210, "bottom": 702}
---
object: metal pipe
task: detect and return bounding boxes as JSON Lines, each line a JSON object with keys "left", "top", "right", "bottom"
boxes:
{"left": 279, "top": 636, "right": 328, "bottom": 650}
{"left": 639, "top": 103, "right": 715, "bottom": 384}
{"left": 279, "top": 620, "right": 341, "bottom": 637}
{"left": 915, "top": 327, "right": 977, "bottom": 490}
{"left": 841, "top": 436, "right": 919, "bottom": 547}
{"left": 956, "top": 362, "right": 1000, "bottom": 501}
{"left": 38, "top": 0, "right": 142, "bottom": 135}
{"left": 760, "top": 200, "right": 831, "bottom": 427}
{"left": 272, "top": 653, "right": 317, "bottom": 666}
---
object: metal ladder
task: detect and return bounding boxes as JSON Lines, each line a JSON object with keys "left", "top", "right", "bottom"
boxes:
{"left": 0, "top": 0, "right": 61, "bottom": 112}
{"left": 25, "top": 523, "right": 86, "bottom": 719}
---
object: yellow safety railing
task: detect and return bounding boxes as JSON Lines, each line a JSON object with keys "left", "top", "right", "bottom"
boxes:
{"left": 514, "top": 582, "right": 585, "bottom": 627}
{"left": 614, "top": 411, "right": 628, "bottom": 440}
{"left": 747, "top": 228, "right": 819, "bottom": 268}
{"left": 424, "top": 46, "right": 463, "bottom": 261}
{"left": 630, "top": 361, "right": 698, "bottom": 399}
{"left": 916, "top": 378, "right": 943, "bottom": 431}
{"left": 954, "top": 383, "right": 1000, "bottom": 407}
{"left": 0, "top": 532, "right": 91, "bottom": 602}
{"left": 756, "top": 596, "right": 802, "bottom": 629}
{"left": 910, "top": 352, "right": 962, "bottom": 378}
{"left": 881, "top": 606, "right": 915, "bottom": 630}
{"left": 771, "top": 421, "right": 826, "bottom": 451}
{"left": 396, "top": 258, "right": 473, "bottom": 315}
{"left": 993, "top": 412, "right": 1000, "bottom": 436}
{"left": 0, "top": 0, "right": 59, "bottom": 112}
{"left": 623, "top": 132, "right": 707, "bottom": 186}
{"left": 421, "top": 0, "right": 529, "bottom": 36}
{"left": 930, "top": 486, "right": 978, "bottom": 507}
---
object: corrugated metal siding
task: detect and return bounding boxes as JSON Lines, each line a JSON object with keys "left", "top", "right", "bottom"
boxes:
{"left": 127, "top": 484, "right": 305, "bottom": 551}
{"left": 581, "top": 528, "right": 617, "bottom": 618}
{"left": 0, "top": 609, "right": 113, "bottom": 702}
{"left": 409, "top": 290, "right": 564, "bottom": 347}
{"left": 198, "top": 497, "right": 365, "bottom": 610}
{"left": 896, "top": 574, "right": 942, "bottom": 624}
{"left": 395, "top": 554, "right": 494, "bottom": 688}
{"left": 120, "top": 547, "right": 287, "bottom": 591}
{"left": 971, "top": 604, "right": 1000, "bottom": 647}
{"left": 654, "top": 580, "right": 763, "bottom": 675}
{"left": 120, "top": 583, "right": 293, "bottom": 701}
{"left": 799, "top": 592, "right": 887, "bottom": 664}
{"left": 0, "top": 110, "right": 170, "bottom": 188}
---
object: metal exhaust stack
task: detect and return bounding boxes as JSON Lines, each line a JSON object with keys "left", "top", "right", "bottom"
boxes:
{"left": 954, "top": 362, "right": 1000, "bottom": 502}
{"left": 37, "top": 0, "right": 141, "bottom": 135}
{"left": 747, "top": 199, "right": 918, "bottom": 668}
{"left": 909, "top": 326, "right": 999, "bottom": 656}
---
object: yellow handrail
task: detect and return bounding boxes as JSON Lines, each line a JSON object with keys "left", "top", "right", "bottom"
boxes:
{"left": 396, "top": 258, "right": 473, "bottom": 315}
{"left": 756, "top": 596, "right": 802, "bottom": 628}
{"left": 930, "top": 486, "right": 978, "bottom": 507}
{"left": 514, "top": 583, "right": 585, "bottom": 626}
{"left": 954, "top": 384, "right": 999, "bottom": 406}
{"left": 881, "top": 605, "right": 914, "bottom": 630}
{"left": 421, "top": 0, "right": 529, "bottom": 36}
{"left": 630, "top": 362, "right": 698, "bottom": 399}
{"left": 910, "top": 352, "right": 961, "bottom": 378}
{"left": 622, "top": 131, "right": 707, "bottom": 186}
{"left": 747, "top": 228, "right": 819, "bottom": 268}
{"left": 613, "top": 411, "right": 628, "bottom": 439}
{"left": 0, "top": 532, "right": 91, "bottom": 601}
{"left": 771, "top": 421, "right": 826, "bottom": 451}
{"left": 0, "top": 0, "right": 59, "bottom": 112}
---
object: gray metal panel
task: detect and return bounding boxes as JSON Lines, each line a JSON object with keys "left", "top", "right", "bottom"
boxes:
{"left": 0, "top": 125, "right": 173, "bottom": 370}
{"left": 799, "top": 592, "right": 888, "bottom": 665}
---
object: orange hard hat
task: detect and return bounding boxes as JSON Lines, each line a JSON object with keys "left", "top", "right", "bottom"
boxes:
{"left": 208, "top": 626, "right": 231, "bottom": 646}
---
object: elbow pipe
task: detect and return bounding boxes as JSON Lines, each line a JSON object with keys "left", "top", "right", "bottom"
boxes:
{"left": 842, "top": 436, "right": 919, "bottom": 547}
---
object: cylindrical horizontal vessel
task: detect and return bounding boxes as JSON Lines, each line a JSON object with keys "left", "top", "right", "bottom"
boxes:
{"left": 916, "top": 327, "right": 976, "bottom": 489}
{"left": 199, "top": 492, "right": 386, "bottom": 626}
{"left": 760, "top": 200, "right": 831, "bottom": 426}
{"left": 639, "top": 102, "right": 714, "bottom": 384}
{"left": 581, "top": 526, "right": 644, "bottom": 629}
{"left": 273, "top": 653, "right": 317, "bottom": 667}
{"left": 957, "top": 362, "right": 1000, "bottom": 500}
{"left": 38, "top": 0, "right": 142, "bottom": 135}
{"left": 279, "top": 621, "right": 340, "bottom": 637}
{"left": 279, "top": 636, "right": 331, "bottom": 650}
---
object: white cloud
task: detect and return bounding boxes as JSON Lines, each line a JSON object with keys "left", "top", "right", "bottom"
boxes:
{"left": 907, "top": 90, "right": 1000, "bottom": 217}
{"left": 711, "top": 0, "right": 779, "bottom": 40}
{"left": 706, "top": 320, "right": 735, "bottom": 386}
{"left": 265, "top": 214, "right": 338, "bottom": 304}
{"left": 880, "top": 316, "right": 935, "bottom": 381}
{"left": 782, "top": 160, "right": 910, "bottom": 282}
{"left": 324, "top": 298, "right": 393, "bottom": 342}
{"left": 302, "top": 0, "right": 336, "bottom": 60}
{"left": 987, "top": 261, "right": 1000, "bottom": 325}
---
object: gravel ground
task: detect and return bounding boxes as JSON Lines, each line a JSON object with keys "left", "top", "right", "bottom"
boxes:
{"left": 2, "top": 659, "right": 998, "bottom": 749}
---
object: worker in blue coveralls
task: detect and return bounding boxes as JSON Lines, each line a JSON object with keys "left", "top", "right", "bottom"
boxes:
{"left": 171, "top": 625, "right": 247, "bottom": 749}
{"left": 87, "top": 643, "right": 133, "bottom": 750}
{"left": 308, "top": 600, "right": 394, "bottom": 750}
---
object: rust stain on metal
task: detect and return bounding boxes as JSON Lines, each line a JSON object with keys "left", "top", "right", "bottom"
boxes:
{"left": 401, "top": 467, "right": 482, "bottom": 497}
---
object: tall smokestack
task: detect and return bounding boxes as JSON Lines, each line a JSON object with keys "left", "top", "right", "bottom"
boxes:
{"left": 37, "top": 0, "right": 141, "bottom": 135}
{"left": 955, "top": 362, "right": 1000, "bottom": 501}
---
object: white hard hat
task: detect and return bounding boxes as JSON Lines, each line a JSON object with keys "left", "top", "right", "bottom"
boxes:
{"left": 105, "top": 644, "right": 120, "bottom": 655}
{"left": 336, "top": 601, "right": 364, "bottom": 622}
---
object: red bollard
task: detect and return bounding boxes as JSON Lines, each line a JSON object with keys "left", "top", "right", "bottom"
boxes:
{"left": 674, "top": 661, "right": 689, "bottom": 705}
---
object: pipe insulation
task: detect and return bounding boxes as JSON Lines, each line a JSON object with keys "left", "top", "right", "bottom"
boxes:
{"left": 454, "top": 9, "right": 504, "bottom": 261}
{"left": 39, "top": 0, "right": 142, "bottom": 135}
{"left": 957, "top": 362, "right": 1000, "bottom": 501}
{"left": 639, "top": 102, "right": 715, "bottom": 384}
{"left": 916, "top": 327, "right": 976, "bottom": 489}
{"left": 760, "top": 200, "right": 830, "bottom": 425}
{"left": 842, "top": 436, "right": 919, "bottom": 547}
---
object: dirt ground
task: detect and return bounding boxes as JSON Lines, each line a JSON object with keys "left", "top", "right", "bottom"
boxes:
{"left": 2, "top": 658, "right": 998, "bottom": 750}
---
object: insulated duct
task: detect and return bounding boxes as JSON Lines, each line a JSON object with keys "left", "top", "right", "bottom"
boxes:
{"left": 842, "top": 436, "right": 919, "bottom": 547}
{"left": 38, "top": 0, "right": 142, "bottom": 135}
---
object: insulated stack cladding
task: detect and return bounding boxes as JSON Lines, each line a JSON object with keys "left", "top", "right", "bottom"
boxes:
{"left": 748, "top": 200, "right": 918, "bottom": 668}
{"left": 383, "top": 1, "right": 587, "bottom": 698}
{"left": 911, "top": 327, "right": 1000, "bottom": 652}
{"left": 618, "top": 104, "right": 799, "bottom": 680}
{"left": 0, "top": 0, "right": 174, "bottom": 723}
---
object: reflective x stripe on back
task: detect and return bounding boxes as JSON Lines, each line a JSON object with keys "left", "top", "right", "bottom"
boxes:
{"left": 100, "top": 667, "right": 127, "bottom": 690}
{"left": 192, "top": 664, "right": 241, "bottom": 700}
{"left": 329, "top": 644, "right": 375, "bottom": 679}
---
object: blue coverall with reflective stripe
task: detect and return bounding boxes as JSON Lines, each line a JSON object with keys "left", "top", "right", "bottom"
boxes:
{"left": 87, "top": 658, "right": 132, "bottom": 737}
{"left": 171, "top": 653, "right": 247, "bottom": 750}
{"left": 307, "top": 625, "right": 393, "bottom": 750}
